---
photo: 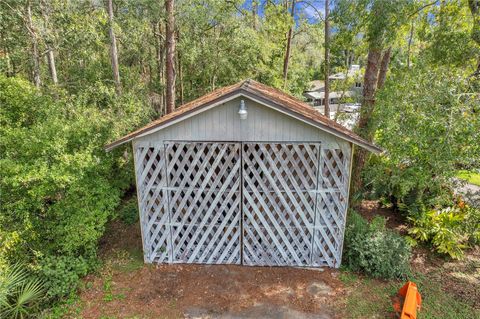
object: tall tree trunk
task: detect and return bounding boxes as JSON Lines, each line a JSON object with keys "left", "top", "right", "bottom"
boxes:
{"left": 407, "top": 20, "right": 414, "bottom": 68}
{"left": 376, "top": 47, "right": 392, "bottom": 90}
{"left": 165, "top": 0, "right": 176, "bottom": 114}
{"left": 282, "top": 0, "right": 295, "bottom": 88}
{"left": 26, "top": 1, "right": 41, "bottom": 88}
{"left": 153, "top": 21, "right": 165, "bottom": 114}
{"left": 177, "top": 51, "right": 184, "bottom": 105}
{"left": 41, "top": 1, "right": 58, "bottom": 84}
{"left": 46, "top": 50, "right": 58, "bottom": 84}
{"left": 1, "top": 31, "right": 13, "bottom": 76}
{"left": 106, "top": 0, "right": 121, "bottom": 94}
{"left": 176, "top": 28, "right": 184, "bottom": 105}
{"left": 350, "top": 48, "right": 382, "bottom": 197}
{"left": 324, "top": 0, "right": 330, "bottom": 119}
{"left": 252, "top": 0, "right": 257, "bottom": 30}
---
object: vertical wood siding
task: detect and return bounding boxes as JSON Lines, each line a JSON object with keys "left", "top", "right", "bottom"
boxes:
{"left": 134, "top": 97, "right": 350, "bottom": 151}
{"left": 133, "top": 96, "right": 353, "bottom": 268}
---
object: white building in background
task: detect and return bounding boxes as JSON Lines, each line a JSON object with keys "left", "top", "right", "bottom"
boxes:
{"left": 304, "top": 65, "right": 363, "bottom": 124}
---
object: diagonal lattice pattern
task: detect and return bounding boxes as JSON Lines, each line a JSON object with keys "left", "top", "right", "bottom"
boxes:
{"left": 165, "top": 142, "right": 241, "bottom": 264}
{"left": 135, "top": 145, "right": 170, "bottom": 263}
{"left": 242, "top": 143, "right": 320, "bottom": 266}
{"left": 312, "top": 147, "right": 351, "bottom": 267}
{"left": 136, "top": 142, "right": 351, "bottom": 268}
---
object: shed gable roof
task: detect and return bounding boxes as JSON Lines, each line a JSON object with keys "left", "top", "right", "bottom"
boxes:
{"left": 105, "top": 79, "right": 382, "bottom": 153}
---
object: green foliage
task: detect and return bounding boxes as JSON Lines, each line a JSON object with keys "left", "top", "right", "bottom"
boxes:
{"left": 0, "top": 75, "right": 148, "bottom": 303}
{"left": 36, "top": 256, "right": 89, "bottom": 299}
{"left": 365, "top": 62, "right": 480, "bottom": 215}
{"left": 0, "top": 264, "right": 45, "bottom": 319}
{"left": 420, "top": 2, "right": 478, "bottom": 67}
{"left": 408, "top": 205, "right": 480, "bottom": 259}
{"left": 118, "top": 197, "right": 139, "bottom": 225}
{"left": 343, "top": 211, "right": 411, "bottom": 279}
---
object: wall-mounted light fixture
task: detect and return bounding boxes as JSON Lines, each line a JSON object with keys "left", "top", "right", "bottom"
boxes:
{"left": 238, "top": 99, "right": 248, "bottom": 120}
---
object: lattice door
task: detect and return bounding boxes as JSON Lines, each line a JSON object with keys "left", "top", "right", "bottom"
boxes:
{"left": 164, "top": 142, "right": 242, "bottom": 264}
{"left": 135, "top": 144, "right": 170, "bottom": 263}
{"left": 136, "top": 141, "right": 350, "bottom": 267}
{"left": 313, "top": 148, "right": 351, "bottom": 267}
{"left": 242, "top": 143, "right": 321, "bottom": 266}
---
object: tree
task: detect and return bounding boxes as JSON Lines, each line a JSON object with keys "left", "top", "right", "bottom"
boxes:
{"left": 350, "top": 0, "right": 412, "bottom": 198}
{"left": 376, "top": 46, "right": 391, "bottom": 90}
{"left": 468, "top": 0, "right": 480, "bottom": 77}
{"left": 324, "top": 0, "right": 330, "bottom": 118}
{"left": 282, "top": 0, "right": 296, "bottom": 88}
{"left": 40, "top": 0, "right": 58, "bottom": 85}
{"left": 152, "top": 20, "right": 165, "bottom": 114}
{"left": 106, "top": 0, "right": 121, "bottom": 94}
{"left": 26, "top": 0, "right": 40, "bottom": 88}
{"left": 165, "top": 0, "right": 175, "bottom": 113}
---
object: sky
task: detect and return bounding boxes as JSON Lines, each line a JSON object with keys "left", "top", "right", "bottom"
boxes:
{"left": 240, "top": 0, "right": 327, "bottom": 24}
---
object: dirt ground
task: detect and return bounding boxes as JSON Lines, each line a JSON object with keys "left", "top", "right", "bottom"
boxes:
{"left": 73, "top": 202, "right": 479, "bottom": 318}
{"left": 80, "top": 222, "right": 346, "bottom": 319}
{"left": 79, "top": 262, "right": 345, "bottom": 318}
{"left": 357, "top": 200, "right": 408, "bottom": 234}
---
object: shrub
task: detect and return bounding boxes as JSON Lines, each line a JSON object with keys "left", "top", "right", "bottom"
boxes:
{"left": 408, "top": 205, "right": 480, "bottom": 259}
{"left": 364, "top": 64, "right": 480, "bottom": 215}
{"left": 0, "top": 76, "right": 150, "bottom": 306}
{"left": 36, "top": 256, "right": 89, "bottom": 300}
{"left": 343, "top": 211, "right": 411, "bottom": 279}
{"left": 118, "top": 197, "right": 139, "bottom": 225}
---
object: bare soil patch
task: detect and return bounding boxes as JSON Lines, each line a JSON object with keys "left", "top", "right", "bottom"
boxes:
{"left": 411, "top": 246, "right": 480, "bottom": 309}
{"left": 79, "top": 263, "right": 346, "bottom": 318}
{"left": 357, "top": 200, "right": 408, "bottom": 234}
{"left": 73, "top": 201, "right": 478, "bottom": 318}
{"left": 76, "top": 220, "right": 346, "bottom": 319}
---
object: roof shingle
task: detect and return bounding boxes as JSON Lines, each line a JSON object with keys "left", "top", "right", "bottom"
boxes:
{"left": 105, "top": 79, "right": 381, "bottom": 153}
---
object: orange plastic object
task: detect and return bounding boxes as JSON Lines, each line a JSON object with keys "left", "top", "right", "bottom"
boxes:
{"left": 393, "top": 281, "right": 422, "bottom": 319}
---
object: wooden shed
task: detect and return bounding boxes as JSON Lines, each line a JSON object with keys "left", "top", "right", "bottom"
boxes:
{"left": 106, "top": 80, "right": 381, "bottom": 268}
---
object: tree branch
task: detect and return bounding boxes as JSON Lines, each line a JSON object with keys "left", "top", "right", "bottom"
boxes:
{"left": 408, "top": 0, "right": 439, "bottom": 19}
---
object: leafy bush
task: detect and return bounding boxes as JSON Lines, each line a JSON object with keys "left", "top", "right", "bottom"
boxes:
{"left": 36, "top": 256, "right": 89, "bottom": 299}
{"left": 364, "top": 64, "right": 480, "bottom": 216}
{"left": 408, "top": 205, "right": 480, "bottom": 259}
{"left": 343, "top": 211, "right": 411, "bottom": 279}
{"left": 118, "top": 197, "right": 139, "bottom": 225}
{"left": 0, "top": 264, "right": 45, "bottom": 319}
{"left": 0, "top": 76, "right": 150, "bottom": 303}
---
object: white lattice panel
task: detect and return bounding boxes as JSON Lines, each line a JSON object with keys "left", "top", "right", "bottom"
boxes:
{"left": 135, "top": 145, "right": 171, "bottom": 263}
{"left": 165, "top": 142, "right": 241, "bottom": 264}
{"left": 135, "top": 141, "right": 351, "bottom": 268}
{"left": 312, "top": 148, "right": 351, "bottom": 267}
{"left": 242, "top": 143, "right": 320, "bottom": 266}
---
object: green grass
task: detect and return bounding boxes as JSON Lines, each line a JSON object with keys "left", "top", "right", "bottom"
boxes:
{"left": 456, "top": 170, "right": 480, "bottom": 186}
{"left": 339, "top": 270, "right": 480, "bottom": 319}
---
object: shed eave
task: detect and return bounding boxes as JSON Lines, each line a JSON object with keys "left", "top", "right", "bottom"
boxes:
{"left": 105, "top": 87, "right": 382, "bottom": 154}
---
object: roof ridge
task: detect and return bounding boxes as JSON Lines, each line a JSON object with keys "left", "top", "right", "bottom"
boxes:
{"left": 241, "top": 78, "right": 253, "bottom": 88}
{"left": 105, "top": 79, "right": 382, "bottom": 154}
